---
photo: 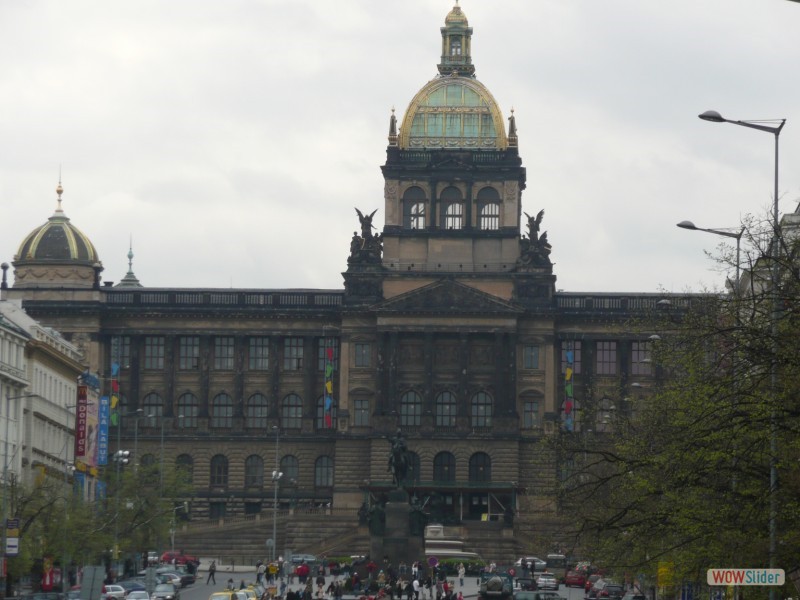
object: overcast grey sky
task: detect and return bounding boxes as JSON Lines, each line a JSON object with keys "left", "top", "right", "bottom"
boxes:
{"left": 2, "top": 0, "right": 799, "bottom": 293}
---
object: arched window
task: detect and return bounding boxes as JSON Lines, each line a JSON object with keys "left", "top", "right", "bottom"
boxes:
{"left": 176, "top": 454, "right": 194, "bottom": 484}
{"left": 210, "top": 454, "right": 228, "bottom": 488}
{"left": 245, "top": 455, "right": 264, "bottom": 488}
{"left": 469, "top": 452, "right": 492, "bottom": 482}
{"left": 211, "top": 393, "right": 233, "bottom": 428}
{"left": 316, "top": 395, "right": 337, "bottom": 430}
{"left": 407, "top": 451, "right": 421, "bottom": 484}
{"left": 477, "top": 187, "right": 500, "bottom": 230}
{"left": 281, "top": 455, "right": 299, "bottom": 483}
{"left": 281, "top": 394, "right": 303, "bottom": 429}
{"left": 403, "top": 186, "right": 427, "bottom": 230}
{"left": 470, "top": 391, "right": 493, "bottom": 428}
{"left": 246, "top": 393, "right": 269, "bottom": 429}
{"left": 315, "top": 456, "right": 334, "bottom": 487}
{"left": 399, "top": 390, "right": 422, "bottom": 427}
{"left": 141, "top": 392, "right": 162, "bottom": 428}
{"left": 441, "top": 186, "right": 463, "bottom": 230}
{"left": 177, "top": 392, "right": 198, "bottom": 428}
{"left": 435, "top": 391, "right": 457, "bottom": 427}
{"left": 433, "top": 451, "right": 456, "bottom": 482}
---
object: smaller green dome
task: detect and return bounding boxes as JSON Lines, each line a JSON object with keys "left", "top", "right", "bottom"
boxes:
{"left": 15, "top": 184, "right": 100, "bottom": 266}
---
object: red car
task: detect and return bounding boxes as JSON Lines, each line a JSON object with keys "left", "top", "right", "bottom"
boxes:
{"left": 160, "top": 551, "right": 200, "bottom": 566}
{"left": 585, "top": 574, "right": 603, "bottom": 593}
{"left": 565, "top": 571, "right": 587, "bottom": 588}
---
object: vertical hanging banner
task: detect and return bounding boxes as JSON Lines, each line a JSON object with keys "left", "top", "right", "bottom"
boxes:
{"left": 324, "top": 342, "right": 335, "bottom": 428}
{"left": 97, "top": 395, "right": 110, "bottom": 466}
{"left": 562, "top": 344, "right": 575, "bottom": 432}
{"left": 109, "top": 362, "right": 120, "bottom": 428}
{"left": 74, "top": 385, "right": 89, "bottom": 458}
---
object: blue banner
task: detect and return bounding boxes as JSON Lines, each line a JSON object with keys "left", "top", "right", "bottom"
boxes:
{"left": 97, "top": 395, "right": 110, "bottom": 466}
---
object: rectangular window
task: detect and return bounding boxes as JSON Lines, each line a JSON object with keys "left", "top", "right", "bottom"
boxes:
{"left": 214, "top": 337, "right": 235, "bottom": 370}
{"left": 143, "top": 336, "right": 165, "bottom": 370}
{"left": 318, "top": 338, "right": 339, "bottom": 371}
{"left": 596, "top": 341, "right": 617, "bottom": 376}
{"left": 111, "top": 335, "right": 131, "bottom": 368}
{"left": 178, "top": 337, "right": 199, "bottom": 370}
{"left": 523, "top": 345, "right": 540, "bottom": 369}
{"left": 249, "top": 337, "right": 269, "bottom": 370}
{"left": 523, "top": 401, "right": 539, "bottom": 429}
{"left": 355, "top": 343, "right": 371, "bottom": 368}
{"left": 631, "top": 341, "right": 652, "bottom": 376}
{"left": 354, "top": 398, "right": 370, "bottom": 427}
{"left": 561, "top": 341, "right": 582, "bottom": 375}
{"left": 283, "top": 337, "right": 303, "bottom": 371}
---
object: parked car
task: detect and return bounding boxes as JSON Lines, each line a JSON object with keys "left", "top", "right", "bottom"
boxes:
{"left": 584, "top": 575, "right": 603, "bottom": 594}
{"left": 160, "top": 551, "right": 200, "bottom": 567}
{"left": 101, "top": 585, "right": 126, "bottom": 600}
{"left": 620, "top": 593, "right": 645, "bottom": 600}
{"left": 515, "top": 592, "right": 564, "bottom": 600}
{"left": 152, "top": 584, "right": 180, "bottom": 600}
{"left": 127, "top": 592, "right": 150, "bottom": 600}
{"left": 535, "top": 574, "right": 559, "bottom": 591}
{"left": 147, "top": 551, "right": 160, "bottom": 566}
{"left": 515, "top": 578, "right": 537, "bottom": 591}
{"left": 515, "top": 557, "right": 547, "bottom": 571}
{"left": 597, "top": 584, "right": 624, "bottom": 600}
{"left": 565, "top": 571, "right": 587, "bottom": 588}
{"left": 158, "top": 573, "right": 183, "bottom": 587}
{"left": 117, "top": 579, "right": 147, "bottom": 595}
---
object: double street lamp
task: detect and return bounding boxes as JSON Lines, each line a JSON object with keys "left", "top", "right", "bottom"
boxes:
{"left": 699, "top": 110, "right": 786, "bottom": 599}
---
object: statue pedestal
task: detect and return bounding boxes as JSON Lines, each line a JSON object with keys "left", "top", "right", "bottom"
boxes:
{"left": 370, "top": 489, "right": 424, "bottom": 568}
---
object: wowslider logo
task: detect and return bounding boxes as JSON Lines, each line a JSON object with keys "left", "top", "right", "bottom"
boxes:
{"left": 707, "top": 569, "right": 785, "bottom": 586}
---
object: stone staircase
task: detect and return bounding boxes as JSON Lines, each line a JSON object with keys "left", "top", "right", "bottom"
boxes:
{"left": 173, "top": 508, "right": 368, "bottom": 566}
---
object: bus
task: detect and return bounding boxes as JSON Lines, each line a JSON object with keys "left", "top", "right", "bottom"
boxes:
{"left": 545, "top": 554, "right": 568, "bottom": 583}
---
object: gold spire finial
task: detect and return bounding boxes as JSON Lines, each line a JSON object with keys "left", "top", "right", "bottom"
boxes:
{"left": 56, "top": 172, "right": 64, "bottom": 213}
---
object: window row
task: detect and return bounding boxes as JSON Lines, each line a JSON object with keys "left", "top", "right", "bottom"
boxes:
{"left": 145, "top": 453, "right": 334, "bottom": 488}
{"left": 112, "top": 336, "right": 349, "bottom": 372}
{"left": 134, "top": 392, "right": 338, "bottom": 430}
{"left": 128, "top": 390, "right": 544, "bottom": 431}
{"left": 155, "top": 450, "right": 494, "bottom": 488}
{"left": 402, "top": 185, "right": 501, "bottom": 231}
{"left": 398, "top": 390, "right": 493, "bottom": 428}
{"left": 560, "top": 340, "right": 653, "bottom": 377}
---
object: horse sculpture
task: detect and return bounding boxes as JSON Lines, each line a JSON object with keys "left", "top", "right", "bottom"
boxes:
{"left": 387, "top": 428, "right": 408, "bottom": 487}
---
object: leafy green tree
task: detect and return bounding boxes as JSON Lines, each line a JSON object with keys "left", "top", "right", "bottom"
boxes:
{"left": 548, "top": 214, "right": 800, "bottom": 596}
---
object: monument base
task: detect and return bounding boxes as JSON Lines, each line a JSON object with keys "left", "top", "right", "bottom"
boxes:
{"left": 370, "top": 489, "right": 424, "bottom": 568}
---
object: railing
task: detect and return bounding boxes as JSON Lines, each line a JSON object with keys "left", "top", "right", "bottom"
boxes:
{"left": 383, "top": 261, "right": 515, "bottom": 273}
{"left": 105, "top": 289, "right": 343, "bottom": 308}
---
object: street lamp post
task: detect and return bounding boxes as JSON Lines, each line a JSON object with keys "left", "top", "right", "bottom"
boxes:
{"left": 133, "top": 410, "right": 149, "bottom": 473}
{"left": 676, "top": 221, "right": 744, "bottom": 289}
{"left": 270, "top": 425, "right": 283, "bottom": 563}
{"left": 699, "top": 110, "right": 786, "bottom": 599}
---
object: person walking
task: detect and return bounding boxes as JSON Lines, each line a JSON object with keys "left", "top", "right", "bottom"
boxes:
{"left": 206, "top": 560, "right": 217, "bottom": 585}
{"left": 457, "top": 564, "right": 465, "bottom": 588}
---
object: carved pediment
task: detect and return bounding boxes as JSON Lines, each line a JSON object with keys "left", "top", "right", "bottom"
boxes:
{"left": 375, "top": 279, "right": 522, "bottom": 315}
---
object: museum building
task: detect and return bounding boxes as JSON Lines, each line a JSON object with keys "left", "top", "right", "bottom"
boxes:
{"left": 0, "top": 4, "right": 667, "bottom": 551}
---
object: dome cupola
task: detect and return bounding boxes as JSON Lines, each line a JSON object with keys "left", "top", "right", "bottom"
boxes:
{"left": 12, "top": 182, "right": 102, "bottom": 289}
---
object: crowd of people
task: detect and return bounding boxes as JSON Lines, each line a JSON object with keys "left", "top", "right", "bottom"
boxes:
{"left": 218, "top": 557, "right": 470, "bottom": 600}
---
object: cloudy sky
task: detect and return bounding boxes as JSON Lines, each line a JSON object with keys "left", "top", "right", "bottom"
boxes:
{"left": 2, "top": 0, "right": 799, "bottom": 294}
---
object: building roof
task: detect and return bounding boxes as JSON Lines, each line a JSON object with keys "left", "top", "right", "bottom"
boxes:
{"left": 14, "top": 182, "right": 100, "bottom": 266}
